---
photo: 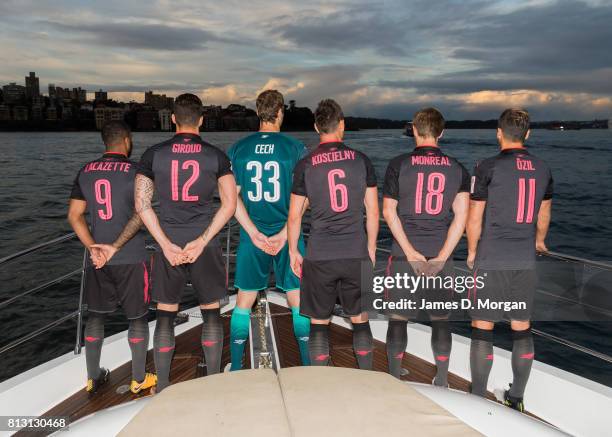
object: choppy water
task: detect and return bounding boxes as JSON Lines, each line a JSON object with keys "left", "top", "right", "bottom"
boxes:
{"left": 0, "top": 130, "right": 611, "bottom": 385}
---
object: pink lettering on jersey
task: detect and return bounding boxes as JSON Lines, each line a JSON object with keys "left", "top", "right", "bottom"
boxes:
{"left": 516, "top": 157, "right": 535, "bottom": 171}
{"left": 411, "top": 155, "right": 451, "bottom": 166}
{"left": 84, "top": 161, "right": 131, "bottom": 173}
{"left": 311, "top": 150, "right": 356, "bottom": 166}
{"left": 172, "top": 143, "right": 202, "bottom": 153}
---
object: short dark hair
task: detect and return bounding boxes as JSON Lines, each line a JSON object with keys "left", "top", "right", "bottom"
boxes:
{"left": 101, "top": 120, "right": 130, "bottom": 147}
{"left": 256, "top": 90, "right": 284, "bottom": 123}
{"left": 498, "top": 109, "right": 530, "bottom": 142}
{"left": 314, "top": 99, "right": 344, "bottom": 134}
{"left": 173, "top": 93, "right": 203, "bottom": 127}
{"left": 413, "top": 107, "right": 445, "bottom": 138}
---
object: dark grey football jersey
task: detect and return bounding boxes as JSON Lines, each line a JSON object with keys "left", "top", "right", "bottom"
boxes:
{"left": 292, "top": 141, "right": 377, "bottom": 261}
{"left": 471, "top": 148, "right": 553, "bottom": 270}
{"left": 383, "top": 146, "right": 470, "bottom": 258}
{"left": 137, "top": 133, "right": 232, "bottom": 247}
{"left": 70, "top": 153, "right": 146, "bottom": 265}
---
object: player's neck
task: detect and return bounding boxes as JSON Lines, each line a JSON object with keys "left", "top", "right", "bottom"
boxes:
{"left": 175, "top": 125, "right": 200, "bottom": 136}
{"left": 414, "top": 136, "right": 439, "bottom": 148}
{"left": 319, "top": 133, "right": 343, "bottom": 144}
{"left": 500, "top": 140, "right": 525, "bottom": 150}
{"left": 259, "top": 122, "right": 280, "bottom": 133}
{"left": 105, "top": 146, "right": 127, "bottom": 156}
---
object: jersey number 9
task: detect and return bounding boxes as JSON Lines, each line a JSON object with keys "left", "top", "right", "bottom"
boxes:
{"left": 94, "top": 179, "right": 113, "bottom": 220}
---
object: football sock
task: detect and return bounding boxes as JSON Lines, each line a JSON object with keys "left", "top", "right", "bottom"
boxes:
{"left": 309, "top": 324, "right": 330, "bottom": 366}
{"left": 352, "top": 321, "right": 373, "bottom": 370}
{"left": 291, "top": 306, "right": 311, "bottom": 365}
{"left": 470, "top": 327, "right": 494, "bottom": 397}
{"left": 229, "top": 306, "right": 251, "bottom": 371}
{"left": 509, "top": 328, "right": 534, "bottom": 399}
{"left": 153, "top": 310, "right": 176, "bottom": 392}
{"left": 128, "top": 315, "right": 149, "bottom": 383}
{"left": 201, "top": 308, "right": 224, "bottom": 375}
{"left": 84, "top": 313, "right": 106, "bottom": 380}
{"left": 431, "top": 320, "right": 452, "bottom": 387}
{"left": 386, "top": 320, "right": 407, "bottom": 378}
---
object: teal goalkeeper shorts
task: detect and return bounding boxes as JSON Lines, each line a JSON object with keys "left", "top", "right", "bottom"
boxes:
{"left": 234, "top": 230, "right": 305, "bottom": 292}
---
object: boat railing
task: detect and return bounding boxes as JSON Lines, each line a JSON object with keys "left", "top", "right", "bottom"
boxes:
{"left": 1, "top": 222, "right": 611, "bottom": 374}
{"left": 0, "top": 220, "right": 235, "bottom": 359}
{"left": 0, "top": 232, "right": 85, "bottom": 356}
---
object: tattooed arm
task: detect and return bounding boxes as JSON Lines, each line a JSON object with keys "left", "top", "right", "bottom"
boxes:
{"left": 135, "top": 174, "right": 183, "bottom": 266}
{"left": 90, "top": 212, "right": 143, "bottom": 263}
{"left": 183, "top": 174, "right": 237, "bottom": 263}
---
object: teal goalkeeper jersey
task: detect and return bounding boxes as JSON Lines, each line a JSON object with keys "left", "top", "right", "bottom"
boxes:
{"left": 228, "top": 132, "right": 306, "bottom": 234}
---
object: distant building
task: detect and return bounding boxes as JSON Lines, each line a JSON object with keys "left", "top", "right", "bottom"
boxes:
{"left": 2, "top": 83, "right": 26, "bottom": 104}
{"left": 226, "top": 104, "right": 247, "bottom": 113}
{"left": 0, "top": 105, "right": 10, "bottom": 121}
{"left": 72, "top": 88, "right": 87, "bottom": 103}
{"left": 62, "top": 106, "right": 73, "bottom": 120}
{"left": 31, "top": 95, "right": 44, "bottom": 106}
{"left": 204, "top": 115, "right": 220, "bottom": 131}
{"left": 48, "top": 84, "right": 57, "bottom": 99}
{"left": 13, "top": 106, "right": 28, "bottom": 121}
{"left": 136, "top": 108, "right": 158, "bottom": 130}
{"left": 94, "top": 89, "right": 108, "bottom": 102}
{"left": 609, "top": 118, "right": 611, "bottom": 129}
{"left": 25, "top": 72, "right": 40, "bottom": 99}
{"left": 31, "top": 104, "right": 43, "bottom": 120}
{"left": 144, "top": 91, "right": 174, "bottom": 110}
{"left": 203, "top": 105, "right": 222, "bottom": 131}
{"left": 159, "top": 108, "right": 172, "bottom": 131}
{"left": 46, "top": 106, "right": 57, "bottom": 121}
{"left": 94, "top": 106, "right": 125, "bottom": 129}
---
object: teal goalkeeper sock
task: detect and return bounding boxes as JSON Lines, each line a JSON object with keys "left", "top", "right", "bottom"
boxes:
{"left": 291, "top": 306, "right": 311, "bottom": 365}
{"left": 230, "top": 307, "right": 251, "bottom": 371}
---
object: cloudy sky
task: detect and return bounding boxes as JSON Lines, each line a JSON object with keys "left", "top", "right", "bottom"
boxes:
{"left": 1, "top": 0, "right": 611, "bottom": 120}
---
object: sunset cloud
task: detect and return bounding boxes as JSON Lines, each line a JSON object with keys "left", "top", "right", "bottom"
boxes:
{"left": 0, "top": 0, "right": 611, "bottom": 120}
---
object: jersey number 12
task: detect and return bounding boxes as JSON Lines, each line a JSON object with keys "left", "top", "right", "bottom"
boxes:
{"left": 171, "top": 160, "right": 200, "bottom": 202}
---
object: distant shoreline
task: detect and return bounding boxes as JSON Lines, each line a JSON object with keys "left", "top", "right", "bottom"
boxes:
{"left": 0, "top": 126, "right": 609, "bottom": 133}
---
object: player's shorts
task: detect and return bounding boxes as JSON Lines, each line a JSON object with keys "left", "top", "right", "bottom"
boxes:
{"left": 85, "top": 262, "right": 150, "bottom": 319}
{"left": 234, "top": 233, "right": 305, "bottom": 292}
{"left": 151, "top": 244, "right": 227, "bottom": 305}
{"left": 469, "top": 268, "right": 536, "bottom": 322}
{"left": 300, "top": 258, "right": 373, "bottom": 320}
{"left": 382, "top": 256, "right": 456, "bottom": 321}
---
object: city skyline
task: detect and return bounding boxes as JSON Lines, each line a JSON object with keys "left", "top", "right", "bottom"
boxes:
{"left": 1, "top": 0, "right": 611, "bottom": 120}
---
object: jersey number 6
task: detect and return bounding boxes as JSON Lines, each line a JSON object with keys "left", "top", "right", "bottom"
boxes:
{"left": 328, "top": 169, "right": 348, "bottom": 212}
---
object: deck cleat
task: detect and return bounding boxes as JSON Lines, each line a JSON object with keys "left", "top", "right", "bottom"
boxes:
{"left": 86, "top": 368, "right": 110, "bottom": 396}
{"left": 130, "top": 372, "right": 157, "bottom": 394}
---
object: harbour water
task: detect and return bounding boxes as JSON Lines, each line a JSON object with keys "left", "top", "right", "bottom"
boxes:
{"left": 0, "top": 129, "right": 610, "bottom": 384}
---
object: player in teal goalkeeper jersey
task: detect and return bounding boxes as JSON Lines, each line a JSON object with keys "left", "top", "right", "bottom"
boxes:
{"left": 227, "top": 90, "right": 310, "bottom": 370}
